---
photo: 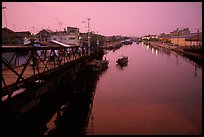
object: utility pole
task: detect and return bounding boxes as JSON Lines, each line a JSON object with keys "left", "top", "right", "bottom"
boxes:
{"left": 197, "top": 28, "right": 200, "bottom": 47}
{"left": 96, "top": 31, "right": 99, "bottom": 46}
{"left": 2, "top": 6, "right": 8, "bottom": 28}
{"left": 176, "top": 28, "right": 179, "bottom": 46}
{"left": 87, "top": 18, "right": 91, "bottom": 54}
{"left": 83, "top": 18, "right": 91, "bottom": 54}
{"left": 2, "top": 6, "right": 10, "bottom": 44}
{"left": 32, "top": 26, "right": 35, "bottom": 35}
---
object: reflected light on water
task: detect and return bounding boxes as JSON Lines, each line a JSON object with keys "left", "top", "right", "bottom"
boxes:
{"left": 89, "top": 42, "right": 202, "bottom": 135}
{"left": 151, "top": 48, "right": 154, "bottom": 54}
{"left": 146, "top": 45, "right": 149, "bottom": 50}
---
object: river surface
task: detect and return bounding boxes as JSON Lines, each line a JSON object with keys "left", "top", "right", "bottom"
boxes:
{"left": 86, "top": 42, "right": 202, "bottom": 135}
{"left": 2, "top": 42, "right": 202, "bottom": 135}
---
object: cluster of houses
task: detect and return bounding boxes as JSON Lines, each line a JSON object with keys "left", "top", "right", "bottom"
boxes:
{"left": 141, "top": 28, "right": 202, "bottom": 48}
{"left": 2, "top": 26, "right": 90, "bottom": 69}
{"left": 2, "top": 27, "right": 31, "bottom": 45}
{"left": 2, "top": 27, "right": 82, "bottom": 47}
{"left": 35, "top": 27, "right": 80, "bottom": 46}
{"left": 2, "top": 26, "right": 135, "bottom": 49}
{"left": 2, "top": 27, "right": 202, "bottom": 48}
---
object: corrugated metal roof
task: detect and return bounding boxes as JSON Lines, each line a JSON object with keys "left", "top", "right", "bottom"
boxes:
{"left": 50, "top": 40, "right": 71, "bottom": 47}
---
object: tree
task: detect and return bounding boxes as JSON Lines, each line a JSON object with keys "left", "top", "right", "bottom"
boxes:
{"left": 80, "top": 32, "right": 106, "bottom": 47}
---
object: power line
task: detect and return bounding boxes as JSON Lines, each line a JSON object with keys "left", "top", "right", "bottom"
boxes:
{"left": 63, "top": 3, "right": 88, "bottom": 19}
{"left": 30, "top": 2, "right": 55, "bottom": 20}
{"left": 30, "top": 2, "right": 64, "bottom": 30}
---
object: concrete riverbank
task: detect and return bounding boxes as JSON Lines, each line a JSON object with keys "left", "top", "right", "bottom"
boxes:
{"left": 147, "top": 41, "right": 202, "bottom": 65}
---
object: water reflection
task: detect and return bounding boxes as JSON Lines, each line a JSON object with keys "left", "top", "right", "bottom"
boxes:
{"left": 193, "top": 62, "right": 199, "bottom": 77}
{"left": 116, "top": 63, "right": 128, "bottom": 70}
{"left": 2, "top": 62, "right": 101, "bottom": 135}
{"left": 155, "top": 49, "right": 158, "bottom": 55}
{"left": 142, "top": 43, "right": 201, "bottom": 78}
{"left": 90, "top": 43, "right": 202, "bottom": 135}
{"left": 46, "top": 66, "right": 99, "bottom": 135}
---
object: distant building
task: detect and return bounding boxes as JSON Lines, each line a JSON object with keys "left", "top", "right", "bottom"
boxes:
{"left": 159, "top": 28, "right": 201, "bottom": 47}
{"left": 158, "top": 34, "right": 171, "bottom": 42}
{"left": 2, "top": 27, "right": 31, "bottom": 45}
{"left": 23, "top": 35, "right": 40, "bottom": 45}
{"left": 36, "top": 29, "right": 53, "bottom": 42}
{"left": 36, "top": 27, "right": 80, "bottom": 46}
{"left": 169, "top": 28, "right": 190, "bottom": 36}
{"left": 185, "top": 32, "right": 202, "bottom": 47}
{"left": 141, "top": 35, "right": 159, "bottom": 40}
{"left": 169, "top": 36, "right": 186, "bottom": 46}
{"left": 50, "top": 27, "right": 79, "bottom": 46}
{"left": 169, "top": 33, "right": 202, "bottom": 47}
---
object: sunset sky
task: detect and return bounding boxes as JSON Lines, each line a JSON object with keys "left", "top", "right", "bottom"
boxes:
{"left": 2, "top": 2, "right": 202, "bottom": 37}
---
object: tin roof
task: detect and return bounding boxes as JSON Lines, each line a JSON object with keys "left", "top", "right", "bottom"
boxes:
{"left": 50, "top": 40, "right": 72, "bottom": 47}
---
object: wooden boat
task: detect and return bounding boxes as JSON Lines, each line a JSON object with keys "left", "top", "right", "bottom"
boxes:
{"left": 116, "top": 56, "right": 128, "bottom": 66}
{"left": 86, "top": 59, "right": 109, "bottom": 72}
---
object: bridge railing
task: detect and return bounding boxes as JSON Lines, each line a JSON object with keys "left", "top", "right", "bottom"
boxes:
{"left": 2, "top": 45, "right": 90, "bottom": 101}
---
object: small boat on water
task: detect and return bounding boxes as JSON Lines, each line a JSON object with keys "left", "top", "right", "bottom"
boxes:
{"left": 86, "top": 59, "right": 109, "bottom": 72}
{"left": 116, "top": 56, "right": 128, "bottom": 66}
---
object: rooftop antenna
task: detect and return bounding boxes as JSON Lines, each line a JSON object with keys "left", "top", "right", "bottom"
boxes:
{"left": 59, "top": 21, "right": 63, "bottom": 31}
{"left": 82, "top": 18, "right": 91, "bottom": 54}
{"left": 32, "top": 26, "right": 35, "bottom": 35}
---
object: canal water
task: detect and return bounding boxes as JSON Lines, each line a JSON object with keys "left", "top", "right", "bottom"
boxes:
{"left": 86, "top": 42, "right": 202, "bottom": 135}
{"left": 2, "top": 42, "right": 202, "bottom": 135}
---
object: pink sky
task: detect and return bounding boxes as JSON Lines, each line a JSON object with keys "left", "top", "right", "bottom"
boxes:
{"left": 2, "top": 2, "right": 202, "bottom": 37}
